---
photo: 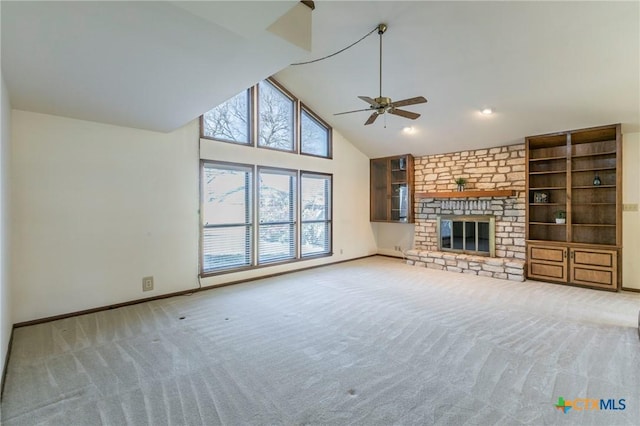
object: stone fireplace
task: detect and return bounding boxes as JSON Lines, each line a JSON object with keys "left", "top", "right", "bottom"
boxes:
{"left": 405, "top": 144, "right": 527, "bottom": 282}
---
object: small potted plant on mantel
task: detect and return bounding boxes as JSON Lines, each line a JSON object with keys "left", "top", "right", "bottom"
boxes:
{"left": 555, "top": 210, "right": 566, "bottom": 224}
{"left": 454, "top": 177, "right": 467, "bottom": 192}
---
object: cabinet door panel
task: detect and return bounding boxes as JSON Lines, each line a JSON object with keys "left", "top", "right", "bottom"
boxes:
{"left": 572, "top": 267, "right": 614, "bottom": 287}
{"left": 370, "top": 159, "right": 389, "bottom": 221}
{"left": 527, "top": 244, "right": 568, "bottom": 282}
{"left": 530, "top": 263, "right": 566, "bottom": 281}
{"left": 572, "top": 249, "right": 614, "bottom": 268}
{"left": 530, "top": 246, "right": 565, "bottom": 262}
{"left": 570, "top": 248, "right": 617, "bottom": 289}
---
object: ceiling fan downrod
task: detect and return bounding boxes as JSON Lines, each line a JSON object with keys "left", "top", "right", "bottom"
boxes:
{"left": 378, "top": 23, "right": 387, "bottom": 100}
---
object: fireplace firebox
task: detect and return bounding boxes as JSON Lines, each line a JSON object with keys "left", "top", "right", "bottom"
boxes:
{"left": 437, "top": 215, "right": 495, "bottom": 257}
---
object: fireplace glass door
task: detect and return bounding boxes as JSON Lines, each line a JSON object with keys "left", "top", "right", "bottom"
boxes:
{"left": 438, "top": 215, "right": 495, "bottom": 257}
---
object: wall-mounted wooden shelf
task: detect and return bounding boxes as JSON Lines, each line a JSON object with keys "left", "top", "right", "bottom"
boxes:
{"left": 416, "top": 190, "right": 516, "bottom": 198}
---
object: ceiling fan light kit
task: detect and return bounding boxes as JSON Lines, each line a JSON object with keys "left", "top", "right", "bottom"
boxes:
{"left": 335, "top": 23, "right": 427, "bottom": 126}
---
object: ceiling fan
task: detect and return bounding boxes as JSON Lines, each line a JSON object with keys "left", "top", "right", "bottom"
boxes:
{"left": 335, "top": 23, "right": 428, "bottom": 126}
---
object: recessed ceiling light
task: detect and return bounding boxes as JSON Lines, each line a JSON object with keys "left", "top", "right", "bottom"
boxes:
{"left": 481, "top": 108, "right": 493, "bottom": 115}
{"left": 402, "top": 126, "right": 415, "bottom": 134}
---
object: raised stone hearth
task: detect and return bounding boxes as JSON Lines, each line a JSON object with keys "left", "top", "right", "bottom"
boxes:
{"left": 405, "top": 249, "right": 525, "bottom": 282}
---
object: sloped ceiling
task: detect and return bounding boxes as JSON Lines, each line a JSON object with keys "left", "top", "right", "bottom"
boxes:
{"left": 1, "top": 0, "right": 308, "bottom": 132}
{"left": 2, "top": 1, "right": 639, "bottom": 157}
{"left": 276, "top": 1, "right": 640, "bottom": 157}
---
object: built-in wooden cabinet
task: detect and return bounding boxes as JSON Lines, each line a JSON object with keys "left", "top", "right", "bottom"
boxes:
{"left": 370, "top": 154, "right": 414, "bottom": 223}
{"left": 526, "top": 124, "right": 621, "bottom": 290}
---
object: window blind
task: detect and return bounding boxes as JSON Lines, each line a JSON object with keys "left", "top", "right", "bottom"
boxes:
{"left": 258, "top": 168, "right": 297, "bottom": 264}
{"left": 201, "top": 162, "right": 253, "bottom": 273}
{"left": 301, "top": 173, "right": 331, "bottom": 256}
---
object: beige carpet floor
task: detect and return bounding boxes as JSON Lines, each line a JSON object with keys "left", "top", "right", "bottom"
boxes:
{"left": 2, "top": 256, "right": 639, "bottom": 425}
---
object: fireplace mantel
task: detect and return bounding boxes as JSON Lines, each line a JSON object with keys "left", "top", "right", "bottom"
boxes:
{"left": 416, "top": 190, "right": 516, "bottom": 198}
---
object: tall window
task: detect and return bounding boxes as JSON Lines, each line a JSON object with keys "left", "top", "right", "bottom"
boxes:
{"left": 201, "top": 89, "right": 251, "bottom": 144}
{"left": 200, "top": 78, "right": 331, "bottom": 158}
{"left": 201, "top": 163, "right": 253, "bottom": 273}
{"left": 200, "top": 162, "right": 333, "bottom": 276}
{"left": 301, "top": 107, "right": 331, "bottom": 158}
{"left": 301, "top": 173, "right": 332, "bottom": 256}
{"left": 258, "top": 168, "right": 297, "bottom": 263}
{"left": 258, "top": 80, "right": 295, "bottom": 152}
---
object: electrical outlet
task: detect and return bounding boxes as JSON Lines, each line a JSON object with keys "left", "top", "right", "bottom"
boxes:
{"left": 623, "top": 204, "right": 639, "bottom": 212}
{"left": 395, "top": 245, "right": 402, "bottom": 251}
{"left": 142, "top": 276, "right": 154, "bottom": 292}
{"left": 340, "top": 248, "right": 343, "bottom": 254}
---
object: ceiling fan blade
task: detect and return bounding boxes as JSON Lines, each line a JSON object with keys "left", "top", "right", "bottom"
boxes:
{"left": 334, "top": 108, "right": 373, "bottom": 116}
{"left": 364, "top": 112, "right": 379, "bottom": 125}
{"left": 390, "top": 96, "right": 428, "bottom": 108}
{"left": 389, "top": 108, "right": 420, "bottom": 120}
{"left": 358, "top": 96, "right": 380, "bottom": 107}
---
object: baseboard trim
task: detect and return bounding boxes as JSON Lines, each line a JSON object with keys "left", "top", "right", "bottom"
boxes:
{"left": 14, "top": 255, "right": 375, "bottom": 328}
{"left": 198, "top": 254, "right": 375, "bottom": 292}
{"left": 13, "top": 288, "right": 197, "bottom": 328}
{"left": 622, "top": 286, "right": 640, "bottom": 293}
{"left": 1, "top": 327, "right": 14, "bottom": 401}
{"left": 375, "top": 253, "right": 405, "bottom": 259}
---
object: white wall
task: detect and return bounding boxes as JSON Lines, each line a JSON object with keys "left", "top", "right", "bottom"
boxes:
{"left": 622, "top": 131, "right": 640, "bottom": 290}
{"left": 11, "top": 111, "right": 200, "bottom": 323}
{"left": 373, "top": 222, "right": 414, "bottom": 257}
{"left": 10, "top": 111, "right": 376, "bottom": 323}
{"left": 1, "top": 74, "right": 13, "bottom": 375}
{"left": 198, "top": 132, "right": 377, "bottom": 287}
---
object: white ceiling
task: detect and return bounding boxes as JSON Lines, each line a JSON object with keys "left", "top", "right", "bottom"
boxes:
{"left": 1, "top": 0, "right": 307, "bottom": 132}
{"left": 2, "top": 1, "right": 639, "bottom": 158}
{"left": 276, "top": 1, "right": 640, "bottom": 157}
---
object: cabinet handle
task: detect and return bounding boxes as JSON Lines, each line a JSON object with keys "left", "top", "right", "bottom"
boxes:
{"left": 564, "top": 250, "right": 567, "bottom": 259}
{"left": 570, "top": 250, "right": 574, "bottom": 260}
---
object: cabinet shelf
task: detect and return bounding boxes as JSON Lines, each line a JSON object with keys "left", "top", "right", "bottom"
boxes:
{"left": 528, "top": 186, "right": 565, "bottom": 190}
{"left": 530, "top": 222, "right": 567, "bottom": 226}
{"left": 572, "top": 166, "right": 616, "bottom": 173}
{"left": 572, "top": 185, "right": 615, "bottom": 189}
{"left": 529, "top": 170, "right": 566, "bottom": 175}
{"left": 571, "top": 150, "right": 617, "bottom": 159}
{"left": 530, "top": 203, "right": 563, "bottom": 206}
{"left": 572, "top": 202, "right": 615, "bottom": 206}
{"left": 529, "top": 155, "right": 567, "bottom": 162}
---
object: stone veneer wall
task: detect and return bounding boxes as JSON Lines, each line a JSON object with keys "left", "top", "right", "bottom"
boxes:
{"left": 414, "top": 144, "right": 526, "bottom": 260}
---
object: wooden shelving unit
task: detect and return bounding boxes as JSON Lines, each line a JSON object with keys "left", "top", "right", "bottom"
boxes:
{"left": 525, "top": 124, "right": 622, "bottom": 291}
{"left": 370, "top": 154, "right": 414, "bottom": 223}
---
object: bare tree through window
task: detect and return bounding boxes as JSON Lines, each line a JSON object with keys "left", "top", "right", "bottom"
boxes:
{"left": 202, "top": 89, "right": 250, "bottom": 144}
{"left": 258, "top": 80, "right": 294, "bottom": 151}
{"left": 301, "top": 109, "right": 329, "bottom": 157}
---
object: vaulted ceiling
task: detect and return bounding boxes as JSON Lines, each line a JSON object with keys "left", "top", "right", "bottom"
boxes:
{"left": 1, "top": 1, "right": 309, "bottom": 132}
{"left": 2, "top": 1, "right": 638, "bottom": 158}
